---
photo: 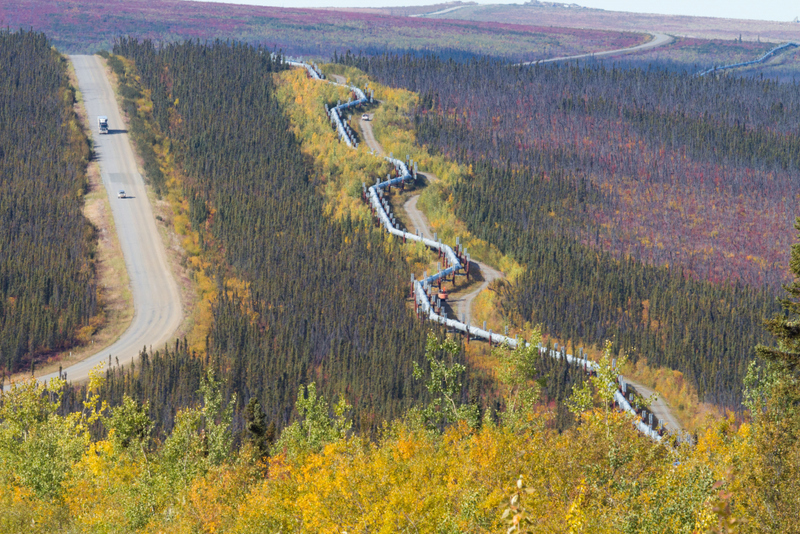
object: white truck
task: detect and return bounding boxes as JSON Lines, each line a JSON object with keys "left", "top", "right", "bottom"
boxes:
{"left": 97, "top": 116, "right": 109, "bottom": 135}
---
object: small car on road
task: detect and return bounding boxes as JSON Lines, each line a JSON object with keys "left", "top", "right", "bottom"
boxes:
{"left": 361, "top": 114, "right": 369, "bottom": 121}
{"left": 118, "top": 190, "right": 126, "bottom": 199}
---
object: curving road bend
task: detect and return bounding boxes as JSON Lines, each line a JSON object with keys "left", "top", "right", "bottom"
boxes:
{"left": 519, "top": 32, "right": 673, "bottom": 65}
{"left": 404, "top": 194, "right": 434, "bottom": 240}
{"left": 450, "top": 261, "right": 504, "bottom": 326}
{"left": 410, "top": 5, "right": 470, "bottom": 18}
{"left": 38, "top": 55, "right": 182, "bottom": 384}
{"left": 359, "top": 114, "right": 502, "bottom": 325}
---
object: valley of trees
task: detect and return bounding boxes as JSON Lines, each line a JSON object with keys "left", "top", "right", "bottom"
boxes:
{"left": 99, "top": 39, "right": 492, "bottom": 437}
{"left": 340, "top": 52, "right": 800, "bottom": 407}
{"left": 0, "top": 31, "right": 95, "bottom": 374}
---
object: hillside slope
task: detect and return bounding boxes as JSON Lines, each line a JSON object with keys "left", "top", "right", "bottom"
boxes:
{"left": 91, "top": 40, "right": 490, "bottom": 436}
{"left": 0, "top": 31, "right": 95, "bottom": 375}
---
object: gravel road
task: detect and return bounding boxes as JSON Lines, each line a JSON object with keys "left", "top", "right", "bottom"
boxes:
{"left": 520, "top": 32, "right": 673, "bottom": 65}
{"left": 38, "top": 55, "right": 182, "bottom": 384}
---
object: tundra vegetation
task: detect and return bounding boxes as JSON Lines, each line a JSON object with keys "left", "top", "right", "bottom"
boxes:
{"left": 3, "top": 0, "right": 645, "bottom": 61}
{"left": 407, "top": 2, "right": 800, "bottom": 44}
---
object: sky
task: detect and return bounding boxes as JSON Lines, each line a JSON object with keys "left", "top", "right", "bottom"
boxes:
{"left": 199, "top": 0, "right": 799, "bottom": 23}
{"left": 569, "top": 1, "right": 797, "bottom": 22}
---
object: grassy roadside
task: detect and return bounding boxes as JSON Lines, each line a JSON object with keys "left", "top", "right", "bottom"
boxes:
{"left": 319, "top": 63, "right": 720, "bottom": 431}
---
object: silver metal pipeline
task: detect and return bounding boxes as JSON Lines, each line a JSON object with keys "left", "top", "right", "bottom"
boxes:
{"left": 287, "top": 59, "right": 368, "bottom": 148}
{"left": 330, "top": 90, "right": 369, "bottom": 148}
{"left": 285, "top": 58, "right": 324, "bottom": 80}
{"left": 290, "top": 60, "right": 662, "bottom": 442}
{"left": 696, "top": 42, "right": 799, "bottom": 77}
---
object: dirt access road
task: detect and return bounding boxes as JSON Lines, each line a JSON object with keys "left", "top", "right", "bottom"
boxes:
{"left": 626, "top": 379, "right": 688, "bottom": 441}
{"left": 38, "top": 55, "right": 182, "bottom": 384}
{"left": 359, "top": 113, "right": 502, "bottom": 326}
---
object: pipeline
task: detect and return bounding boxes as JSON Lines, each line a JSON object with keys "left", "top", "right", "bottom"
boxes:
{"left": 285, "top": 58, "right": 325, "bottom": 80}
{"left": 696, "top": 42, "right": 799, "bottom": 77}
{"left": 288, "top": 59, "right": 663, "bottom": 442}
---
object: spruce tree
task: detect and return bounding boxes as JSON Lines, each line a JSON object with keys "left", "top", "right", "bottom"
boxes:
{"left": 757, "top": 218, "right": 800, "bottom": 377}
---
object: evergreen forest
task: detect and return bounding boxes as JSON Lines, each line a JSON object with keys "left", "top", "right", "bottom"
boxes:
{"left": 99, "top": 39, "right": 489, "bottom": 437}
{"left": 0, "top": 31, "right": 95, "bottom": 373}
{"left": 338, "top": 52, "right": 800, "bottom": 407}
